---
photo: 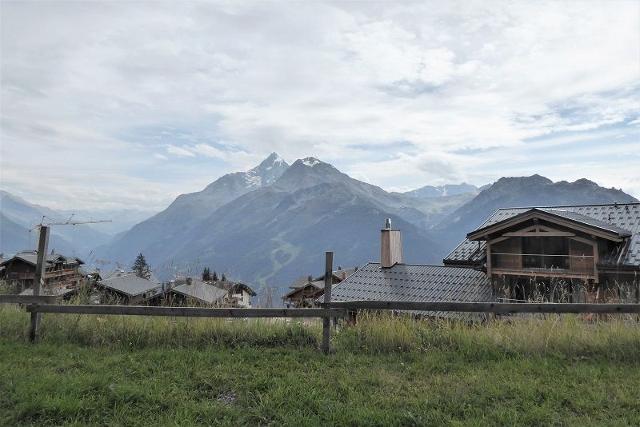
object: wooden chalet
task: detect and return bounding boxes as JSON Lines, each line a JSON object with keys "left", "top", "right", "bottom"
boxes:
{"left": 170, "top": 277, "right": 228, "bottom": 306}
{"left": 444, "top": 203, "right": 640, "bottom": 303}
{"left": 0, "top": 250, "right": 85, "bottom": 296}
{"left": 284, "top": 267, "right": 357, "bottom": 308}
{"left": 330, "top": 204, "right": 640, "bottom": 321}
{"left": 96, "top": 270, "right": 165, "bottom": 305}
{"left": 216, "top": 280, "right": 256, "bottom": 307}
{"left": 170, "top": 277, "right": 256, "bottom": 307}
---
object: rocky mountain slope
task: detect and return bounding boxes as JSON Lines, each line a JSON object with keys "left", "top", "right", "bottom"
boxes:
{"left": 404, "top": 183, "right": 479, "bottom": 199}
{"left": 95, "top": 153, "right": 290, "bottom": 265}
{"left": 97, "top": 156, "right": 442, "bottom": 290}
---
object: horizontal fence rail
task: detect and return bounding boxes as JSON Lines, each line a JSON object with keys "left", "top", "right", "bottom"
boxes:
{"left": 328, "top": 301, "right": 640, "bottom": 314}
{"left": 26, "top": 304, "right": 347, "bottom": 318}
{"left": 0, "top": 295, "right": 57, "bottom": 304}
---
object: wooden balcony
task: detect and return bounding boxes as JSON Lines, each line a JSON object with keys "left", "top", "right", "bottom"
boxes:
{"left": 490, "top": 253, "right": 596, "bottom": 280}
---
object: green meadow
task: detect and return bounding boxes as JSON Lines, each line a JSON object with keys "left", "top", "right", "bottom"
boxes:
{"left": 1, "top": 306, "right": 639, "bottom": 426}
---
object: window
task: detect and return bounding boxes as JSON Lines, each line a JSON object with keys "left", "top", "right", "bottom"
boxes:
{"left": 522, "top": 237, "right": 568, "bottom": 270}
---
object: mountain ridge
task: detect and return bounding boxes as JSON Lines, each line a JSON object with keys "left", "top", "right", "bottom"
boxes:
{"left": 431, "top": 174, "right": 638, "bottom": 260}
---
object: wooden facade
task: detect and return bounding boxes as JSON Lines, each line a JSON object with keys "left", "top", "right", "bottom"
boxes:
{"left": 465, "top": 208, "right": 639, "bottom": 303}
{"left": 0, "top": 251, "right": 84, "bottom": 295}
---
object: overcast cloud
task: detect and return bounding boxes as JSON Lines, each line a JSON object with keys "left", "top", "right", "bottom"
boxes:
{"left": 1, "top": 0, "right": 639, "bottom": 211}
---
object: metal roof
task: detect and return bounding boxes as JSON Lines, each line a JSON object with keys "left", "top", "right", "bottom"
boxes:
{"left": 446, "top": 202, "right": 640, "bottom": 267}
{"left": 331, "top": 263, "right": 492, "bottom": 320}
{"left": 172, "top": 279, "right": 228, "bottom": 304}
{"left": 98, "top": 272, "right": 162, "bottom": 297}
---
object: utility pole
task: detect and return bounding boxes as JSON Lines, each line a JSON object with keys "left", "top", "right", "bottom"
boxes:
{"left": 27, "top": 216, "right": 111, "bottom": 342}
{"left": 29, "top": 225, "right": 50, "bottom": 342}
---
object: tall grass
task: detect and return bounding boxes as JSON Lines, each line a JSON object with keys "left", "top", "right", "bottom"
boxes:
{"left": 0, "top": 305, "right": 319, "bottom": 349}
{"left": 1, "top": 305, "right": 639, "bottom": 360}
{"left": 334, "top": 311, "right": 640, "bottom": 361}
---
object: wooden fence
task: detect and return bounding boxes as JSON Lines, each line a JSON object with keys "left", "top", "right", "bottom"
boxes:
{"left": 2, "top": 297, "right": 638, "bottom": 354}
{"left": 328, "top": 300, "right": 640, "bottom": 314}
{"left": 2, "top": 252, "right": 638, "bottom": 354}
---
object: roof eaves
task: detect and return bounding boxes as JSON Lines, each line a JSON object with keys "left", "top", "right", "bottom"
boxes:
{"left": 467, "top": 208, "right": 630, "bottom": 241}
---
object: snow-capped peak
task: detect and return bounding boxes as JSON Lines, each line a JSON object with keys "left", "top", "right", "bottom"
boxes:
{"left": 241, "top": 152, "right": 290, "bottom": 188}
{"left": 301, "top": 157, "right": 321, "bottom": 167}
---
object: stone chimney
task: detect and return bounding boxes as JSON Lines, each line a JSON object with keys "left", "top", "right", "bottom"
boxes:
{"left": 380, "top": 218, "right": 403, "bottom": 268}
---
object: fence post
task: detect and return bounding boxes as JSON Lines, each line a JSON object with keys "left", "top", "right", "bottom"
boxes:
{"left": 321, "top": 251, "right": 333, "bottom": 354}
{"left": 29, "top": 225, "right": 50, "bottom": 342}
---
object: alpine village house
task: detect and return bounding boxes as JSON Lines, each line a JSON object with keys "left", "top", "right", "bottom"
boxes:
{"left": 331, "top": 202, "right": 640, "bottom": 320}
{"left": 0, "top": 250, "right": 85, "bottom": 299}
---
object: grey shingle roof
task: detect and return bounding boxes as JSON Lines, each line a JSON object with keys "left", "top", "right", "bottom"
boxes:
{"left": 331, "top": 263, "right": 492, "bottom": 320}
{"left": 538, "top": 208, "right": 633, "bottom": 236}
{"left": 284, "top": 280, "right": 326, "bottom": 298}
{"left": 1, "top": 251, "right": 84, "bottom": 267}
{"left": 445, "top": 202, "right": 640, "bottom": 267}
{"left": 19, "top": 286, "right": 77, "bottom": 298}
{"left": 99, "top": 272, "right": 162, "bottom": 297}
{"left": 172, "top": 279, "right": 228, "bottom": 304}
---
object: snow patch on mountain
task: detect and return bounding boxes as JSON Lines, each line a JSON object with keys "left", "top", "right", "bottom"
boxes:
{"left": 301, "top": 157, "right": 320, "bottom": 167}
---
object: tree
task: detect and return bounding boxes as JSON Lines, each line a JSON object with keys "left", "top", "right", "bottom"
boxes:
{"left": 212, "top": 271, "right": 218, "bottom": 282}
{"left": 202, "top": 267, "right": 211, "bottom": 282}
{"left": 221, "top": 273, "right": 227, "bottom": 282}
{"left": 132, "top": 253, "right": 151, "bottom": 279}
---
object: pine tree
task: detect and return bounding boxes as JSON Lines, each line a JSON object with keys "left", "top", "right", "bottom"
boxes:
{"left": 212, "top": 271, "right": 218, "bottom": 282}
{"left": 221, "top": 273, "right": 227, "bottom": 282}
{"left": 202, "top": 267, "right": 211, "bottom": 281}
{"left": 132, "top": 253, "right": 151, "bottom": 279}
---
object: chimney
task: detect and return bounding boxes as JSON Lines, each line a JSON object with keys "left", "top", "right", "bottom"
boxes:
{"left": 381, "top": 218, "right": 403, "bottom": 268}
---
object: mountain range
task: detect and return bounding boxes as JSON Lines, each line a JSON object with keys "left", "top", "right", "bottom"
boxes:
{"left": 403, "top": 183, "right": 481, "bottom": 198}
{"left": 430, "top": 174, "right": 638, "bottom": 255}
{"left": 2, "top": 154, "right": 637, "bottom": 298}
{"left": 95, "top": 155, "right": 446, "bottom": 286}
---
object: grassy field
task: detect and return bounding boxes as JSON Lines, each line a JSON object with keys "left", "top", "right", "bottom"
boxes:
{"left": 1, "top": 306, "right": 639, "bottom": 426}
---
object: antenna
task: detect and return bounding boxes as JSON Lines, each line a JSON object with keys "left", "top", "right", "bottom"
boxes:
{"left": 30, "top": 216, "right": 112, "bottom": 231}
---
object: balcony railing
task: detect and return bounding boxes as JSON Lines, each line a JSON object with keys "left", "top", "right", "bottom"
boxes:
{"left": 491, "top": 252, "right": 595, "bottom": 276}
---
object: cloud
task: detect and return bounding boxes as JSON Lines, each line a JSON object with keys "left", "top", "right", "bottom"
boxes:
{"left": 166, "top": 145, "right": 195, "bottom": 157}
{"left": 1, "top": 0, "right": 638, "bottom": 210}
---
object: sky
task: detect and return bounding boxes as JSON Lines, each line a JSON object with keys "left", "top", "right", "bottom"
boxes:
{"left": 1, "top": 0, "right": 639, "bottom": 212}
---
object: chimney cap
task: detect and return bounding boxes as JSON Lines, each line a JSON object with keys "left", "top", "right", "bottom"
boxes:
{"left": 385, "top": 218, "right": 392, "bottom": 229}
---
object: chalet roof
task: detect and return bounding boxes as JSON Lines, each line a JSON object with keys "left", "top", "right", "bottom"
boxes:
{"left": 446, "top": 202, "right": 640, "bottom": 267}
{"left": 290, "top": 276, "right": 312, "bottom": 288}
{"left": 289, "top": 267, "right": 358, "bottom": 289}
{"left": 283, "top": 279, "right": 326, "bottom": 299}
{"left": 98, "top": 272, "right": 163, "bottom": 298}
{"left": 467, "top": 207, "right": 632, "bottom": 240}
{"left": 172, "top": 279, "right": 228, "bottom": 304}
{"left": 19, "top": 286, "right": 77, "bottom": 298}
{"left": 0, "top": 251, "right": 84, "bottom": 268}
{"left": 330, "top": 263, "right": 492, "bottom": 320}
{"left": 215, "top": 280, "right": 257, "bottom": 296}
